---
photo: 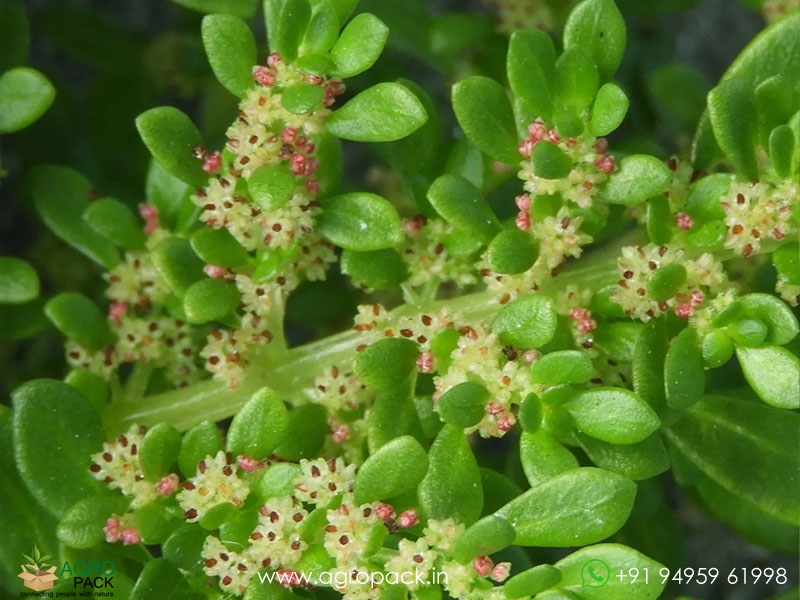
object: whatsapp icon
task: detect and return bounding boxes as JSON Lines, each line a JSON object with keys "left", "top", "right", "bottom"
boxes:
{"left": 581, "top": 559, "right": 610, "bottom": 588}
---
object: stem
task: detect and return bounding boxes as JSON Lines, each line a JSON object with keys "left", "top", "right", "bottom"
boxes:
{"left": 103, "top": 231, "right": 640, "bottom": 433}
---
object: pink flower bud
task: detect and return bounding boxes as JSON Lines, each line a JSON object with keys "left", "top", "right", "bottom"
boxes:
{"left": 282, "top": 127, "right": 297, "bottom": 144}
{"left": 204, "top": 264, "right": 228, "bottom": 279}
{"left": 374, "top": 503, "right": 396, "bottom": 521}
{"left": 473, "top": 556, "right": 494, "bottom": 577}
{"left": 237, "top": 456, "right": 265, "bottom": 472}
{"left": 156, "top": 473, "right": 180, "bottom": 495}
{"left": 252, "top": 65, "right": 275, "bottom": 87}
{"left": 332, "top": 424, "right": 350, "bottom": 444}
{"left": 416, "top": 352, "right": 434, "bottom": 373}
{"left": 519, "top": 139, "right": 534, "bottom": 158}
{"left": 109, "top": 301, "right": 128, "bottom": 324}
{"left": 675, "top": 303, "right": 693, "bottom": 318}
{"left": 594, "top": 155, "right": 616, "bottom": 174}
{"left": 497, "top": 414, "right": 516, "bottom": 432}
{"left": 276, "top": 569, "right": 301, "bottom": 587}
{"left": 675, "top": 212, "right": 694, "bottom": 230}
{"left": 515, "top": 194, "right": 531, "bottom": 211}
{"left": 139, "top": 203, "right": 160, "bottom": 235}
{"left": 202, "top": 152, "right": 222, "bottom": 174}
{"left": 397, "top": 509, "right": 419, "bottom": 528}
{"left": 267, "top": 52, "right": 282, "bottom": 69}
{"left": 486, "top": 401, "right": 504, "bottom": 417}
{"left": 304, "top": 157, "right": 320, "bottom": 176}
{"left": 290, "top": 153, "right": 307, "bottom": 176}
{"left": 306, "top": 178, "right": 320, "bottom": 194}
{"left": 546, "top": 129, "right": 561, "bottom": 143}
{"left": 528, "top": 120, "right": 547, "bottom": 141}
{"left": 515, "top": 211, "right": 531, "bottom": 231}
{"left": 492, "top": 562, "right": 511, "bottom": 582}
{"left": 120, "top": 528, "right": 141, "bottom": 546}
{"left": 594, "top": 138, "right": 609, "bottom": 153}
{"left": 104, "top": 517, "right": 121, "bottom": 543}
{"left": 690, "top": 290, "right": 704, "bottom": 306}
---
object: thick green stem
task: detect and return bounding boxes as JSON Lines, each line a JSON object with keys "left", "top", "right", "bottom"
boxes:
{"left": 103, "top": 231, "right": 640, "bottom": 433}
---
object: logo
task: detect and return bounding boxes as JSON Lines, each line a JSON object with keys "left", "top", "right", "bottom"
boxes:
{"left": 580, "top": 559, "right": 610, "bottom": 588}
{"left": 18, "top": 545, "right": 58, "bottom": 591}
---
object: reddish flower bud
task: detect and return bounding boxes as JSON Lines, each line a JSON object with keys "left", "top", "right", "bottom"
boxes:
{"left": 492, "top": 562, "right": 511, "bottom": 582}
{"left": 104, "top": 517, "right": 122, "bottom": 543}
{"left": 594, "top": 138, "right": 609, "bottom": 153}
{"left": 109, "top": 301, "right": 128, "bottom": 324}
{"left": 267, "top": 53, "right": 282, "bottom": 69}
{"left": 290, "top": 153, "right": 306, "bottom": 175}
{"left": 237, "top": 456, "right": 265, "bottom": 472}
{"left": 473, "top": 556, "right": 494, "bottom": 577}
{"left": 252, "top": 65, "right": 275, "bottom": 87}
{"left": 332, "top": 423, "right": 350, "bottom": 444}
{"left": 397, "top": 509, "right": 419, "bottom": 528}
{"left": 156, "top": 473, "right": 180, "bottom": 495}
{"left": 675, "top": 303, "right": 693, "bottom": 318}
{"left": 515, "top": 211, "right": 531, "bottom": 231}
{"left": 374, "top": 503, "right": 396, "bottom": 521}
{"left": 202, "top": 152, "right": 222, "bottom": 174}
{"left": 416, "top": 351, "right": 434, "bottom": 373}
{"left": 595, "top": 155, "right": 616, "bottom": 174}
{"left": 675, "top": 212, "right": 694, "bottom": 230}
{"left": 120, "top": 528, "right": 141, "bottom": 546}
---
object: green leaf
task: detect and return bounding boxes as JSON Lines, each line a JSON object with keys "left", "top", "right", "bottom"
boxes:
{"left": 487, "top": 229, "right": 539, "bottom": 274}
{"left": 531, "top": 140, "right": 574, "bottom": 179}
{"left": 419, "top": 425, "right": 483, "bottom": 525}
{"left": 131, "top": 558, "right": 187, "bottom": 600}
{"left": 190, "top": 226, "right": 250, "bottom": 268}
{"left": 426, "top": 175, "right": 501, "bottom": 244}
{"left": 139, "top": 423, "right": 181, "bottom": 481}
{"left": 327, "top": 82, "right": 427, "bottom": 142}
{"left": 577, "top": 433, "right": 670, "bottom": 481}
{"left": 227, "top": 387, "right": 289, "bottom": 459}
{"left": 136, "top": 107, "right": 207, "bottom": 188}
{"left": 13, "top": 380, "right": 106, "bottom": 517}
{"left": 354, "top": 435, "right": 429, "bottom": 504}
{"left": 201, "top": 14, "right": 257, "bottom": 97}
{"left": 554, "top": 46, "right": 599, "bottom": 112}
{"left": 453, "top": 515, "right": 516, "bottom": 564}
{"left": 567, "top": 387, "right": 661, "bottom": 444}
{"left": 589, "top": 83, "right": 629, "bottom": 137}
{"left": 504, "top": 564, "right": 562, "bottom": 599}
{"left": 83, "top": 197, "right": 146, "bottom": 250}
{"left": 646, "top": 195, "right": 672, "bottom": 245}
{"left": 531, "top": 350, "right": 594, "bottom": 385}
{"left": 317, "top": 192, "right": 404, "bottom": 251}
{"left": 57, "top": 496, "right": 130, "bottom": 549}
{"left": 553, "top": 544, "right": 666, "bottom": 599}
{"left": 178, "top": 421, "right": 222, "bottom": 478}
{"left": 274, "top": 404, "right": 328, "bottom": 460}
{"left": 664, "top": 395, "right": 800, "bottom": 524}
{"left": 452, "top": 76, "right": 519, "bottom": 165}
{"left": 601, "top": 155, "right": 672, "bottom": 206}
{"left": 738, "top": 293, "right": 799, "bottom": 345}
{"left": 736, "top": 345, "right": 800, "bottom": 409}
{"left": 633, "top": 319, "right": 668, "bottom": 415}
{"left": 769, "top": 124, "right": 795, "bottom": 178}
{"left": 145, "top": 159, "right": 191, "bottom": 231}
{"left": 496, "top": 467, "right": 637, "bottom": 546}
{"left": 300, "top": 2, "right": 340, "bottom": 56}
{"left": 647, "top": 263, "right": 687, "bottom": 302}
{"left": 507, "top": 29, "right": 556, "bottom": 120}
{"left": 341, "top": 248, "right": 409, "bottom": 290}
{"left": 0, "top": 257, "right": 39, "bottom": 304}
{"left": 729, "top": 316, "right": 768, "bottom": 347}
{"left": 684, "top": 173, "right": 731, "bottom": 222}
{"left": 520, "top": 430, "right": 579, "bottom": 487}
{"left": 183, "top": 278, "right": 241, "bottom": 324}
{"left": 256, "top": 462, "right": 301, "bottom": 501}
{"left": 151, "top": 236, "right": 206, "bottom": 297}
{"left": 491, "top": 294, "right": 557, "bottom": 348}
{"left": 563, "top": 0, "right": 627, "bottom": 80}
{"left": 273, "top": 0, "right": 311, "bottom": 62}
{"left": 30, "top": 165, "right": 121, "bottom": 268}
{"left": 773, "top": 243, "right": 800, "bottom": 285}
{"left": 701, "top": 329, "right": 735, "bottom": 368}
{"left": 437, "top": 382, "right": 489, "bottom": 428}
{"left": 330, "top": 12, "right": 388, "bottom": 78}
{"left": 354, "top": 337, "right": 418, "bottom": 391}
{"left": 45, "top": 292, "right": 114, "bottom": 351}
{"left": 593, "top": 322, "right": 642, "bottom": 362}
{"left": 693, "top": 14, "right": 800, "bottom": 171}
{"left": 0, "top": 67, "right": 55, "bottom": 133}
{"left": 247, "top": 163, "right": 297, "bottom": 211}
{"left": 664, "top": 327, "right": 704, "bottom": 410}
{"left": 282, "top": 83, "right": 326, "bottom": 114}
{"left": 708, "top": 77, "right": 759, "bottom": 180}
{"left": 519, "top": 393, "right": 543, "bottom": 433}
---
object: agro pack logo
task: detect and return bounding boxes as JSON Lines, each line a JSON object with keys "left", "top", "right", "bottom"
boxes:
{"left": 60, "top": 559, "right": 115, "bottom": 591}
{"left": 18, "top": 545, "right": 58, "bottom": 591}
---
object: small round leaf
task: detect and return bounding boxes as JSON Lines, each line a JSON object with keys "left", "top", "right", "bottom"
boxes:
{"left": 354, "top": 337, "right": 419, "bottom": 391}
{"left": 491, "top": 294, "right": 557, "bottom": 348}
{"left": 227, "top": 387, "right": 289, "bottom": 459}
{"left": 183, "top": 278, "right": 241, "bottom": 324}
{"left": 0, "top": 257, "right": 39, "bottom": 304}
{"left": 353, "top": 435, "right": 429, "bottom": 504}
{"left": 437, "top": 382, "right": 489, "bottom": 428}
{"left": 566, "top": 387, "right": 660, "bottom": 445}
{"left": 317, "top": 193, "right": 404, "bottom": 251}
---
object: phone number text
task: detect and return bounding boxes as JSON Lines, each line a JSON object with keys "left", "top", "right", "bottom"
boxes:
{"left": 615, "top": 567, "right": 788, "bottom": 585}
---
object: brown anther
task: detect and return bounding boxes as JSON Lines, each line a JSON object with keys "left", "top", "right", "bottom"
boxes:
{"left": 732, "top": 224, "right": 744, "bottom": 234}
{"left": 205, "top": 558, "right": 217, "bottom": 567}
{"left": 339, "top": 535, "right": 349, "bottom": 545}
{"left": 184, "top": 508, "right": 198, "bottom": 519}
{"left": 742, "top": 243, "right": 753, "bottom": 257}
{"left": 736, "top": 193, "right": 746, "bottom": 205}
